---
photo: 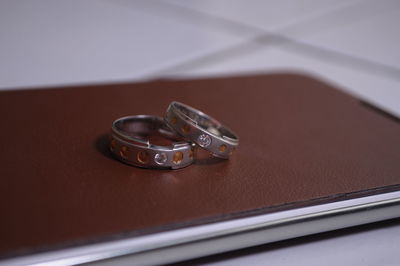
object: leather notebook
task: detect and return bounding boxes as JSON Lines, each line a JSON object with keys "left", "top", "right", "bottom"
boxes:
{"left": 0, "top": 73, "right": 399, "bottom": 265}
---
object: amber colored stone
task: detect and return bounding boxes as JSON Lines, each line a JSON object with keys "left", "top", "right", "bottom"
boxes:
{"left": 170, "top": 116, "right": 177, "bottom": 125}
{"left": 181, "top": 124, "right": 191, "bottom": 134}
{"left": 219, "top": 144, "right": 227, "bottom": 153}
{"left": 189, "top": 149, "right": 194, "bottom": 160}
{"left": 110, "top": 139, "right": 117, "bottom": 151}
{"left": 119, "top": 146, "right": 129, "bottom": 159}
{"left": 173, "top": 151, "right": 184, "bottom": 164}
{"left": 137, "top": 151, "right": 149, "bottom": 164}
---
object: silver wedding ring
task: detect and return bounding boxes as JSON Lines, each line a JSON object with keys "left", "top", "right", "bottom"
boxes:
{"left": 164, "top": 102, "right": 239, "bottom": 159}
{"left": 110, "top": 115, "right": 195, "bottom": 169}
{"left": 110, "top": 102, "right": 239, "bottom": 169}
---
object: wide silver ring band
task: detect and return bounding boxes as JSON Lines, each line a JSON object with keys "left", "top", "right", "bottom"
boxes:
{"left": 110, "top": 115, "right": 195, "bottom": 169}
{"left": 165, "top": 102, "right": 239, "bottom": 159}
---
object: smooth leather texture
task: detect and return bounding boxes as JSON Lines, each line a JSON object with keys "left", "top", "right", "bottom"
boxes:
{"left": 0, "top": 73, "right": 399, "bottom": 256}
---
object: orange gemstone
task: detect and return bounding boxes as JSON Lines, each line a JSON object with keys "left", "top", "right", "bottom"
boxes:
{"left": 181, "top": 124, "right": 191, "bottom": 134}
{"left": 173, "top": 151, "right": 184, "bottom": 164}
{"left": 110, "top": 139, "right": 117, "bottom": 151}
{"left": 137, "top": 151, "right": 149, "bottom": 164}
{"left": 170, "top": 116, "right": 177, "bottom": 125}
{"left": 120, "top": 146, "right": 129, "bottom": 159}
{"left": 219, "top": 144, "right": 227, "bottom": 153}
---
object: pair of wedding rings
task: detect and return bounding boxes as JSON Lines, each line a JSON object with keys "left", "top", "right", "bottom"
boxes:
{"left": 110, "top": 102, "right": 239, "bottom": 169}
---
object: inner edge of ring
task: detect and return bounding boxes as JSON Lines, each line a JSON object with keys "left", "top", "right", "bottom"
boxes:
{"left": 112, "top": 116, "right": 191, "bottom": 150}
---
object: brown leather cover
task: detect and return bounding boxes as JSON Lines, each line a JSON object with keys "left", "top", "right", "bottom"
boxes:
{"left": 1, "top": 73, "right": 399, "bottom": 257}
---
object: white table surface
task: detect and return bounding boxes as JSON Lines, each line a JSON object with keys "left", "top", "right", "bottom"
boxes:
{"left": 1, "top": 1, "right": 399, "bottom": 265}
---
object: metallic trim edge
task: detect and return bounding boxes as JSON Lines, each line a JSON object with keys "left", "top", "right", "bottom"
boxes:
{"left": 2, "top": 191, "right": 400, "bottom": 266}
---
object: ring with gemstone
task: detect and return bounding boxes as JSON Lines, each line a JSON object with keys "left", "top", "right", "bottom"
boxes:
{"left": 110, "top": 115, "right": 195, "bottom": 169}
{"left": 165, "top": 102, "right": 239, "bottom": 159}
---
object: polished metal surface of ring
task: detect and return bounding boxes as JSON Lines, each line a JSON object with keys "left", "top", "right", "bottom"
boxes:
{"left": 110, "top": 115, "right": 195, "bottom": 169}
{"left": 165, "top": 102, "right": 239, "bottom": 159}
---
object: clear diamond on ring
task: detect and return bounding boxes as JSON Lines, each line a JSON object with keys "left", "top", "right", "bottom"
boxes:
{"left": 154, "top": 152, "right": 167, "bottom": 165}
{"left": 198, "top": 134, "right": 211, "bottom": 147}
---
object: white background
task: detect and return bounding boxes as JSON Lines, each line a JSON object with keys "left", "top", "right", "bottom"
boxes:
{"left": 1, "top": 1, "right": 400, "bottom": 265}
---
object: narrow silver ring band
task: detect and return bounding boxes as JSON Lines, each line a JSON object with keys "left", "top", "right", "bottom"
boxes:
{"left": 165, "top": 102, "right": 239, "bottom": 159}
{"left": 110, "top": 115, "right": 195, "bottom": 169}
